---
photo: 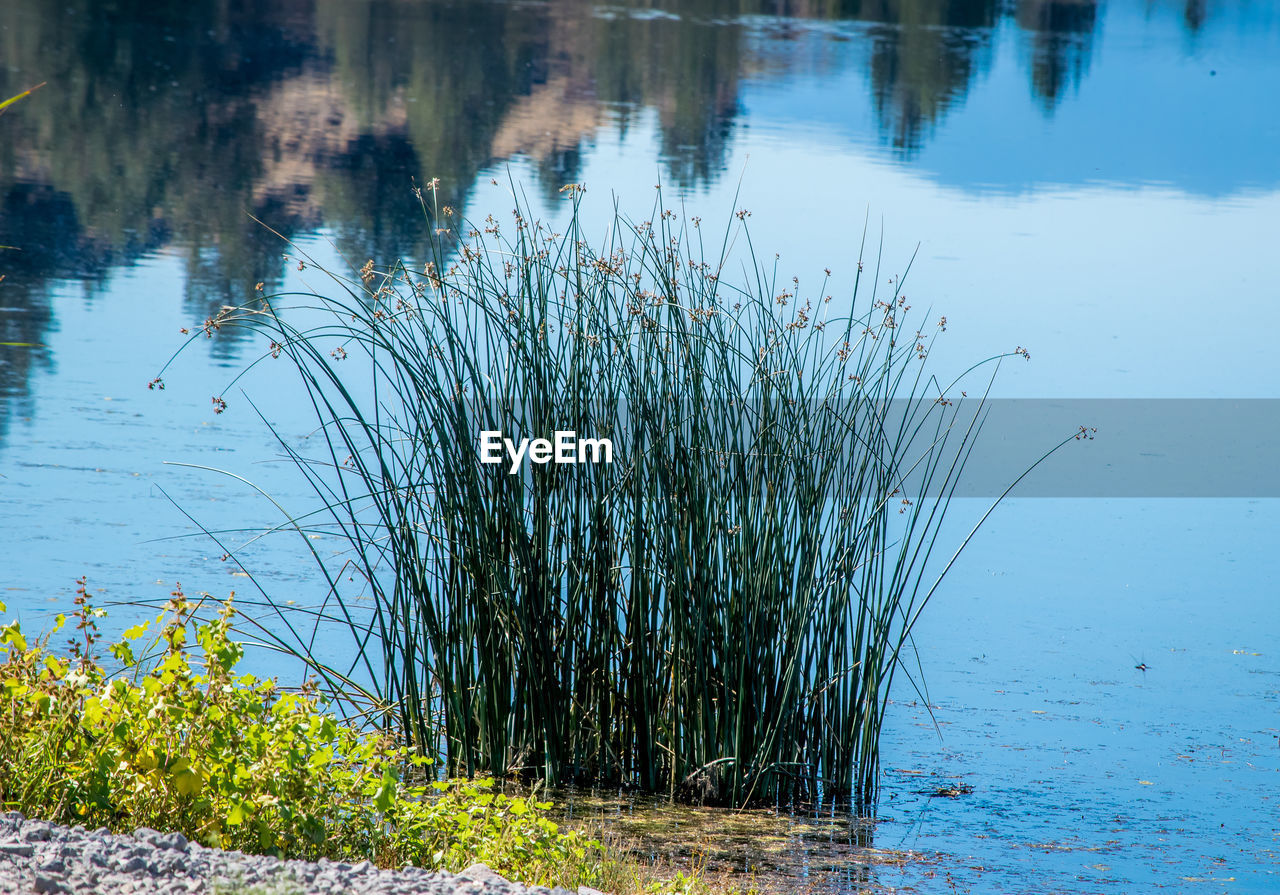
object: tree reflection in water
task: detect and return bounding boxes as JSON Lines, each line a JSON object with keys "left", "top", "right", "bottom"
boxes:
{"left": 0, "top": 0, "right": 1241, "bottom": 436}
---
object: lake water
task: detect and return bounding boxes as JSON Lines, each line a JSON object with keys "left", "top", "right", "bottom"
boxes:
{"left": 2, "top": 1, "right": 1278, "bottom": 892}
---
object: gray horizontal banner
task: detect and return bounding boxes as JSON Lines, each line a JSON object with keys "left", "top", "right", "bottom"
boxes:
{"left": 928, "top": 399, "right": 1280, "bottom": 498}
{"left": 448, "top": 398, "right": 1280, "bottom": 498}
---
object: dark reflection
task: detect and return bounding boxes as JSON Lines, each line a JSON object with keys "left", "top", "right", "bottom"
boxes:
{"left": 0, "top": 0, "right": 316, "bottom": 399}
{"left": 1181, "top": 0, "right": 1208, "bottom": 34}
{"left": 0, "top": 180, "right": 169, "bottom": 439}
{"left": 0, "top": 0, "right": 1250, "bottom": 435}
{"left": 1016, "top": 0, "right": 1099, "bottom": 112}
{"left": 860, "top": 0, "right": 1001, "bottom": 153}
{"left": 312, "top": 0, "right": 547, "bottom": 258}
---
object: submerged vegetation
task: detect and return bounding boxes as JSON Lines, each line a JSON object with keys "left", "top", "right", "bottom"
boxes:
{"left": 164, "top": 182, "right": 1066, "bottom": 810}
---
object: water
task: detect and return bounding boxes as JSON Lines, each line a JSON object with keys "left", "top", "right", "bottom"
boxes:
{"left": 2, "top": 1, "right": 1278, "bottom": 891}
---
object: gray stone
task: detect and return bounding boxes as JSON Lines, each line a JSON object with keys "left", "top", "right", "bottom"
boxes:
{"left": 23, "top": 821, "right": 54, "bottom": 841}
{"left": 119, "top": 855, "right": 148, "bottom": 873}
{"left": 34, "top": 874, "right": 70, "bottom": 894}
{"left": 460, "top": 862, "right": 511, "bottom": 884}
{"left": 0, "top": 814, "right": 580, "bottom": 895}
{"left": 150, "top": 830, "right": 189, "bottom": 852}
{"left": 37, "top": 855, "right": 67, "bottom": 874}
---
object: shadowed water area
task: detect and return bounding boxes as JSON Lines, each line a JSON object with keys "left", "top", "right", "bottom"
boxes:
{"left": 2, "top": 1, "right": 1278, "bottom": 892}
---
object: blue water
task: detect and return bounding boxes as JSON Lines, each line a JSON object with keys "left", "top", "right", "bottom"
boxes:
{"left": 2, "top": 1, "right": 1278, "bottom": 891}
{"left": 875, "top": 498, "right": 1280, "bottom": 891}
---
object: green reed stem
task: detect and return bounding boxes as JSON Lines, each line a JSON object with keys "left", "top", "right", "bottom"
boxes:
{"left": 178, "top": 182, "right": 1058, "bottom": 810}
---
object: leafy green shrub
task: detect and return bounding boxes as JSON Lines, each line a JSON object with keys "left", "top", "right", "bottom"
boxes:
{"left": 0, "top": 580, "right": 603, "bottom": 887}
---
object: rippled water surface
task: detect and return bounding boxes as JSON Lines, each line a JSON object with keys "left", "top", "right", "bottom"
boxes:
{"left": 2, "top": 1, "right": 1277, "bottom": 891}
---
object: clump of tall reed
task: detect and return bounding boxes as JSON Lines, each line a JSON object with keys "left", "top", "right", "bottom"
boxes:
{"left": 167, "top": 180, "right": 1062, "bottom": 809}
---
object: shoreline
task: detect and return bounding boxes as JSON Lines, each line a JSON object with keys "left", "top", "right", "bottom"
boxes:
{"left": 0, "top": 813, "right": 578, "bottom": 895}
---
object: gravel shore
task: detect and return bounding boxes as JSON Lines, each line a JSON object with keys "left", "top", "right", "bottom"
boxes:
{"left": 0, "top": 813, "right": 581, "bottom": 895}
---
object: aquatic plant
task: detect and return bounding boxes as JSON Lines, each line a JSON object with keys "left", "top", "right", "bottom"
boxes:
{"left": 164, "top": 181, "right": 1069, "bottom": 808}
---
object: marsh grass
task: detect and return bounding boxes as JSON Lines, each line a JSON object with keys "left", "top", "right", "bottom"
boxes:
{"left": 0, "top": 82, "right": 44, "bottom": 116}
{"left": 161, "top": 180, "right": 1072, "bottom": 809}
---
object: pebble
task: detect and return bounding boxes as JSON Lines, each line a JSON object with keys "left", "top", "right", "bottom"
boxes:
{"left": 0, "top": 813, "right": 585, "bottom": 895}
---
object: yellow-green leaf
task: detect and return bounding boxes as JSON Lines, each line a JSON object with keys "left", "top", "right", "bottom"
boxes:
{"left": 373, "top": 767, "right": 397, "bottom": 813}
{"left": 172, "top": 767, "right": 203, "bottom": 798}
{"left": 123, "top": 621, "right": 151, "bottom": 640}
{"left": 2, "top": 623, "right": 27, "bottom": 652}
{"left": 82, "top": 696, "right": 104, "bottom": 727}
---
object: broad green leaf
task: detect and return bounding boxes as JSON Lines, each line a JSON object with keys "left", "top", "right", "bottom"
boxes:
{"left": 373, "top": 767, "right": 397, "bottom": 813}
{"left": 172, "top": 767, "right": 203, "bottom": 798}
{"left": 2, "top": 623, "right": 27, "bottom": 651}
{"left": 108, "top": 642, "right": 136, "bottom": 667}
